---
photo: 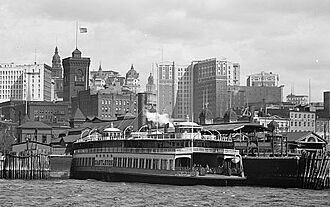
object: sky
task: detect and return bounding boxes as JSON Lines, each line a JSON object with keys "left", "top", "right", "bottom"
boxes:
{"left": 1, "top": 0, "right": 330, "bottom": 102}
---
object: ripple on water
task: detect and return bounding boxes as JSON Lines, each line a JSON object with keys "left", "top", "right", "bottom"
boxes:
{"left": 0, "top": 180, "right": 329, "bottom": 207}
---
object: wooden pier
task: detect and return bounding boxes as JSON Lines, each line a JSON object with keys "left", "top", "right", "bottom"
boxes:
{"left": 0, "top": 154, "right": 50, "bottom": 179}
{"left": 298, "top": 151, "right": 330, "bottom": 189}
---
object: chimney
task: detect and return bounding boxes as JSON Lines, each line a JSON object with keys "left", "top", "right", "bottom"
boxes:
{"left": 137, "top": 93, "right": 147, "bottom": 129}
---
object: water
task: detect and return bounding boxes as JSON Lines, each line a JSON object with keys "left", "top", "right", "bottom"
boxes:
{"left": 0, "top": 179, "right": 329, "bottom": 207}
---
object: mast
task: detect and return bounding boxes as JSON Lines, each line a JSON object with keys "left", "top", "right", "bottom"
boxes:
{"left": 75, "top": 21, "right": 78, "bottom": 49}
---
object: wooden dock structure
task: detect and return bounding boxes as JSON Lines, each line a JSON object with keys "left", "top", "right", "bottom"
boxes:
{"left": 0, "top": 153, "right": 50, "bottom": 179}
{"left": 298, "top": 151, "right": 330, "bottom": 189}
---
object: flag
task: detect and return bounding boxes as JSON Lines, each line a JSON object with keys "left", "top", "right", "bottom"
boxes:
{"left": 79, "top": 27, "right": 87, "bottom": 33}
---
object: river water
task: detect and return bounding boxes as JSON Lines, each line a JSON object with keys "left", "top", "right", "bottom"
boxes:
{"left": 0, "top": 179, "right": 329, "bottom": 207}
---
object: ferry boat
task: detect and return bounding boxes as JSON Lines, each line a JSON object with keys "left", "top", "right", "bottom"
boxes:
{"left": 71, "top": 122, "right": 246, "bottom": 186}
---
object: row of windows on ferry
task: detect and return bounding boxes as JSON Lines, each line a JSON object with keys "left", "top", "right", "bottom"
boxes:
{"left": 75, "top": 141, "right": 232, "bottom": 153}
{"left": 75, "top": 156, "right": 174, "bottom": 170}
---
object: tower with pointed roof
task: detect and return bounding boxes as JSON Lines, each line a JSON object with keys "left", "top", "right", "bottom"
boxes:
{"left": 125, "top": 64, "right": 140, "bottom": 93}
{"left": 146, "top": 73, "right": 156, "bottom": 94}
{"left": 52, "top": 46, "right": 62, "bottom": 78}
{"left": 62, "top": 48, "right": 90, "bottom": 102}
{"left": 51, "top": 46, "right": 64, "bottom": 100}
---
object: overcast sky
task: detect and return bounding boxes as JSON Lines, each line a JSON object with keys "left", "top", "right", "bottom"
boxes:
{"left": 1, "top": 0, "right": 330, "bottom": 101}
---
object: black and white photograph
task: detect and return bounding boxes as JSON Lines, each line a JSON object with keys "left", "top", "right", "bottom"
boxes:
{"left": 0, "top": 0, "right": 329, "bottom": 206}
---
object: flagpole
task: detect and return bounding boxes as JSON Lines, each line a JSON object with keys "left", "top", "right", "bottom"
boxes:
{"left": 75, "top": 21, "right": 78, "bottom": 49}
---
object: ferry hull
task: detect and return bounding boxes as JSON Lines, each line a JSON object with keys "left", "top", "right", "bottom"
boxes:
{"left": 71, "top": 168, "right": 246, "bottom": 186}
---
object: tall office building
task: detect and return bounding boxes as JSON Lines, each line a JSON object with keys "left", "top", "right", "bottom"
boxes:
{"left": 173, "top": 63, "right": 193, "bottom": 119}
{"left": 247, "top": 71, "right": 279, "bottom": 87}
{"left": 62, "top": 48, "right": 91, "bottom": 102}
{"left": 156, "top": 61, "right": 177, "bottom": 117}
{"left": 192, "top": 58, "right": 240, "bottom": 121}
{"left": 0, "top": 63, "right": 52, "bottom": 103}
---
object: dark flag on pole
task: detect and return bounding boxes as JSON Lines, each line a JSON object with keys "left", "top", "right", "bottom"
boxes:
{"left": 79, "top": 27, "right": 87, "bottom": 33}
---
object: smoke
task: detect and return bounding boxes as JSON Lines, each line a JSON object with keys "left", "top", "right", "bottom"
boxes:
{"left": 145, "top": 110, "right": 171, "bottom": 126}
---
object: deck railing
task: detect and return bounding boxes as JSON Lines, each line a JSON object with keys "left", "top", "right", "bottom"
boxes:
{"left": 74, "top": 147, "right": 239, "bottom": 155}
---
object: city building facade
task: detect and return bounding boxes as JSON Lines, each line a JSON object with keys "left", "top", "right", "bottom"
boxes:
{"left": 0, "top": 63, "right": 52, "bottom": 103}
{"left": 173, "top": 64, "right": 193, "bottom": 119}
{"left": 286, "top": 94, "right": 308, "bottom": 105}
{"left": 62, "top": 48, "right": 90, "bottom": 102}
{"left": 0, "top": 100, "right": 69, "bottom": 125}
{"left": 253, "top": 115, "right": 290, "bottom": 133}
{"left": 71, "top": 89, "right": 138, "bottom": 119}
{"left": 157, "top": 61, "right": 177, "bottom": 117}
{"left": 192, "top": 58, "right": 240, "bottom": 121}
{"left": 247, "top": 71, "right": 279, "bottom": 87}
{"left": 90, "top": 65, "right": 125, "bottom": 91}
{"left": 315, "top": 117, "right": 330, "bottom": 142}
{"left": 237, "top": 86, "right": 283, "bottom": 107}
{"left": 289, "top": 111, "right": 315, "bottom": 132}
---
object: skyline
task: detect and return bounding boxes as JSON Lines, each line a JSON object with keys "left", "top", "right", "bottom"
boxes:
{"left": 1, "top": 0, "right": 330, "bottom": 101}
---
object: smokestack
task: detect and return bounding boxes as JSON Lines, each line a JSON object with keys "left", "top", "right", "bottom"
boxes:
{"left": 137, "top": 93, "right": 147, "bottom": 129}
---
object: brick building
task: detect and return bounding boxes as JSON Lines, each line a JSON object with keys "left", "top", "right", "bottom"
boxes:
{"left": 0, "top": 100, "right": 69, "bottom": 125}
{"left": 71, "top": 89, "right": 137, "bottom": 119}
{"left": 63, "top": 48, "right": 90, "bottom": 102}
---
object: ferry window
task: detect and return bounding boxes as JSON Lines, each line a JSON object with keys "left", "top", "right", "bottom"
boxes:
{"left": 139, "top": 158, "right": 145, "bottom": 168}
{"left": 146, "top": 159, "right": 152, "bottom": 169}
{"left": 92, "top": 158, "right": 95, "bottom": 166}
{"left": 169, "top": 159, "right": 174, "bottom": 170}
{"left": 160, "top": 159, "right": 166, "bottom": 170}
{"left": 133, "top": 158, "right": 138, "bottom": 168}
{"left": 118, "top": 157, "right": 122, "bottom": 167}
{"left": 153, "top": 159, "right": 159, "bottom": 170}
{"left": 128, "top": 158, "right": 133, "bottom": 168}
{"left": 113, "top": 157, "right": 117, "bottom": 167}
{"left": 123, "top": 158, "right": 127, "bottom": 168}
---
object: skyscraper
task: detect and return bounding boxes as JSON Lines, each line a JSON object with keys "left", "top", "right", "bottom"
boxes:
{"left": 62, "top": 48, "right": 90, "bottom": 102}
{"left": 192, "top": 58, "right": 240, "bottom": 121}
{"left": 156, "top": 61, "right": 178, "bottom": 117}
{"left": 173, "top": 63, "right": 193, "bottom": 119}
